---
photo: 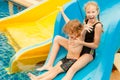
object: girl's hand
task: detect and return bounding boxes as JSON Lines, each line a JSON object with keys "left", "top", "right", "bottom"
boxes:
{"left": 84, "top": 24, "right": 93, "bottom": 33}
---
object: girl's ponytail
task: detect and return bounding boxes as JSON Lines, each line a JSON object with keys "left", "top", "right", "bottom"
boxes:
{"left": 85, "top": 16, "right": 88, "bottom": 24}
{"left": 98, "top": 14, "right": 100, "bottom": 21}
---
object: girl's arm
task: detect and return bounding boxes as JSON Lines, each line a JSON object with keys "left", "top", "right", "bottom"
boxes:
{"left": 59, "top": 7, "right": 70, "bottom": 23}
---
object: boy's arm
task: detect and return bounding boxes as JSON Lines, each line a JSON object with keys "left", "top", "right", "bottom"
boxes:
{"left": 59, "top": 7, "right": 70, "bottom": 23}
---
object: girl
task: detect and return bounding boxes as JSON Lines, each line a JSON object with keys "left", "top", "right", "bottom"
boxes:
{"left": 62, "top": 1, "right": 103, "bottom": 80}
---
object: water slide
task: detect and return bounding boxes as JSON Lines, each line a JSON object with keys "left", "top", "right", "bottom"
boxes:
{"left": 41, "top": 0, "right": 120, "bottom": 80}
{"left": 0, "top": 0, "right": 70, "bottom": 74}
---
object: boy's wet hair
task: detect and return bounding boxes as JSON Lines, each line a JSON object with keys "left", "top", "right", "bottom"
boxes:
{"left": 63, "top": 19, "right": 83, "bottom": 36}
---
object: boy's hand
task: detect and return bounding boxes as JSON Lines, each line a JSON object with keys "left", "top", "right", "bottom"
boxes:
{"left": 57, "top": 6, "right": 64, "bottom": 13}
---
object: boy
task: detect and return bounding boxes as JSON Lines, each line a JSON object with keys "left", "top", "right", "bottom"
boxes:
{"left": 28, "top": 19, "right": 89, "bottom": 80}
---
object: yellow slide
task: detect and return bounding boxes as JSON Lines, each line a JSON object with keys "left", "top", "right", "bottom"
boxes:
{"left": 0, "top": 0, "right": 70, "bottom": 74}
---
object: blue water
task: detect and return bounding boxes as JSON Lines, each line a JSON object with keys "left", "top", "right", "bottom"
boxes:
{"left": 0, "top": 33, "right": 31, "bottom": 80}
{"left": 0, "top": 35, "right": 44, "bottom": 79}
{"left": 0, "top": 0, "right": 25, "bottom": 18}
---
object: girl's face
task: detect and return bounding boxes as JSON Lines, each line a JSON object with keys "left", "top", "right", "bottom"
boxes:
{"left": 85, "top": 5, "right": 98, "bottom": 22}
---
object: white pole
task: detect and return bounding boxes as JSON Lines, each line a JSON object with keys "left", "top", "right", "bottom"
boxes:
{"left": 8, "top": 1, "right": 14, "bottom": 15}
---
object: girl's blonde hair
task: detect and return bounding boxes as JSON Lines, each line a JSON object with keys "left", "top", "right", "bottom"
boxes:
{"left": 63, "top": 19, "right": 83, "bottom": 36}
{"left": 84, "top": 1, "right": 99, "bottom": 12}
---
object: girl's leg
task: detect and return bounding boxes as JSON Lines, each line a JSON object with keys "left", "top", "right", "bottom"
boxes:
{"left": 62, "top": 54, "right": 93, "bottom": 80}
{"left": 37, "top": 35, "right": 69, "bottom": 71}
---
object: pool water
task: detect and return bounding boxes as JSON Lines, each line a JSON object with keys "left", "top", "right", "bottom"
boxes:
{"left": 0, "top": 33, "right": 30, "bottom": 80}
{"left": 0, "top": 0, "right": 39, "bottom": 80}
{"left": 0, "top": 0, "right": 25, "bottom": 18}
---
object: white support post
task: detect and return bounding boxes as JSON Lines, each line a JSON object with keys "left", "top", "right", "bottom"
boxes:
{"left": 8, "top": 1, "right": 14, "bottom": 15}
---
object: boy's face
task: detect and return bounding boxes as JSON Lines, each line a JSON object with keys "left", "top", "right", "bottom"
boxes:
{"left": 68, "top": 33, "right": 79, "bottom": 40}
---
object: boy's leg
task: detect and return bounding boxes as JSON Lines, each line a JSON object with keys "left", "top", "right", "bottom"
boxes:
{"left": 28, "top": 61, "right": 63, "bottom": 80}
{"left": 37, "top": 61, "right": 64, "bottom": 80}
{"left": 37, "top": 35, "right": 69, "bottom": 71}
{"left": 28, "top": 73, "right": 37, "bottom": 80}
{"left": 62, "top": 54, "right": 93, "bottom": 80}
{"left": 28, "top": 67, "right": 55, "bottom": 80}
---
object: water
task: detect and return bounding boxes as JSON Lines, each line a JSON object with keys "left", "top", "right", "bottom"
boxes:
{"left": 0, "top": 1, "right": 32, "bottom": 79}
{"left": 0, "top": 32, "right": 32, "bottom": 80}
{"left": 0, "top": 0, "right": 25, "bottom": 18}
{"left": 0, "top": 1, "right": 41, "bottom": 79}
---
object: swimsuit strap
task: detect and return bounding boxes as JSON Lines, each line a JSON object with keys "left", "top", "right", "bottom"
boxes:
{"left": 93, "top": 21, "right": 103, "bottom": 27}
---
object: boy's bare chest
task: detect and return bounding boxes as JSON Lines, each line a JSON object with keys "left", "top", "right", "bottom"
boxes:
{"left": 68, "top": 44, "right": 83, "bottom": 53}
